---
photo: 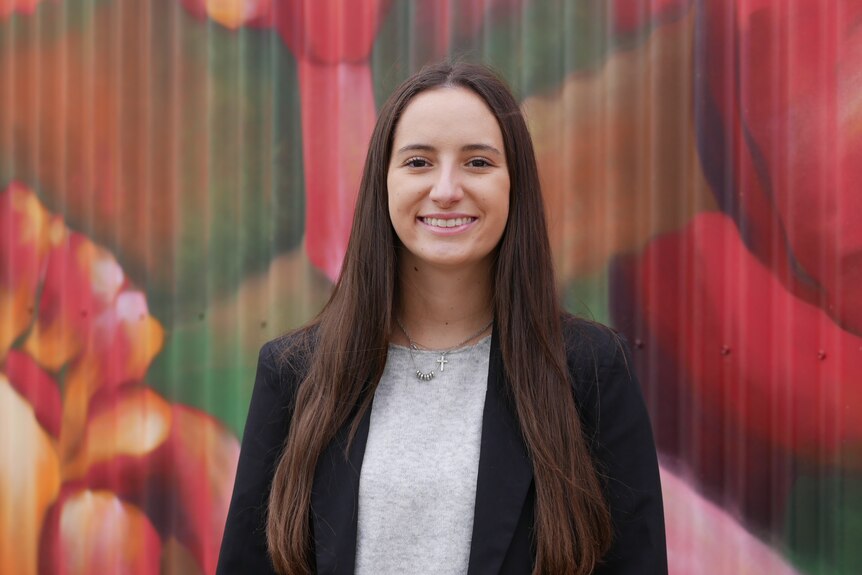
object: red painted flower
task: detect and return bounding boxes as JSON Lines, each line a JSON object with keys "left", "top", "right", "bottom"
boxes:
{"left": 612, "top": 211, "right": 862, "bottom": 526}
{"left": 696, "top": 0, "right": 862, "bottom": 333}
{"left": 271, "top": 0, "right": 391, "bottom": 280}
{"left": 625, "top": 211, "right": 862, "bottom": 457}
{"left": 0, "top": 183, "right": 239, "bottom": 575}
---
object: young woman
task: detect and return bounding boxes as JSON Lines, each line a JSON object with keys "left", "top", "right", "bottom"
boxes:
{"left": 217, "top": 61, "right": 667, "bottom": 575}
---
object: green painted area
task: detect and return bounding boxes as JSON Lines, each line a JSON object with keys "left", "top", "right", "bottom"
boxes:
{"left": 0, "top": 0, "right": 109, "bottom": 45}
{"left": 481, "top": 0, "right": 610, "bottom": 97}
{"left": 373, "top": 0, "right": 611, "bottom": 104}
{"left": 149, "top": 1, "right": 305, "bottom": 324}
{"left": 563, "top": 268, "right": 611, "bottom": 325}
{"left": 147, "top": 254, "right": 332, "bottom": 440}
{"left": 785, "top": 472, "right": 862, "bottom": 575}
{"left": 147, "top": 318, "right": 255, "bottom": 440}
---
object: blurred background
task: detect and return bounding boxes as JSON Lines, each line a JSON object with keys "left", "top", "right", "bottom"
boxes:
{"left": 1, "top": 0, "right": 859, "bottom": 573}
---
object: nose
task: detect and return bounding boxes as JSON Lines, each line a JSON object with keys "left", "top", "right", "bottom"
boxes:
{"left": 429, "top": 164, "right": 463, "bottom": 206}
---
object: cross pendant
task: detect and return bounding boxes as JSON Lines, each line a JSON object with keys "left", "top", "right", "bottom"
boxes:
{"left": 437, "top": 354, "right": 448, "bottom": 372}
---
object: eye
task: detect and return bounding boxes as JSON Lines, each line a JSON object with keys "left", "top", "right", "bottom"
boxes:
{"left": 404, "top": 157, "right": 430, "bottom": 168}
{"left": 467, "top": 158, "right": 492, "bottom": 168}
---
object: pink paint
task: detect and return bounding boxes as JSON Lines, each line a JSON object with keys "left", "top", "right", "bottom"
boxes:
{"left": 661, "top": 466, "right": 801, "bottom": 574}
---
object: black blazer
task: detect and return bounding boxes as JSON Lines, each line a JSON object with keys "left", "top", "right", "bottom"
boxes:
{"left": 217, "top": 317, "right": 667, "bottom": 574}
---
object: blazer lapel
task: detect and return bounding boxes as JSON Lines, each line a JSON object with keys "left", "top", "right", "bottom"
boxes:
{"left": 311, "top": 403, "right": 372, "bottom": 575}
{"left": 467, "top": 326, "right": 534, "bottom": 575}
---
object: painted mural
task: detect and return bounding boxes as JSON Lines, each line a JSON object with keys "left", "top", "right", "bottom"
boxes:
{"left": 0, "top": 0, "right": 858, "bottom": 573}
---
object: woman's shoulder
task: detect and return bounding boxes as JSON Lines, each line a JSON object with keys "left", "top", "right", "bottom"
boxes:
{"left": 560, "top": 313, "right": 629, "bottom": 374}
{"left": 257, "top": 324, "right": 319, "bottom": 390}
{"left": 559, "top": 313, "right": 639, "bottom": 416}
{"left": 560, "top": 317, "right": 666, "bottom": 572}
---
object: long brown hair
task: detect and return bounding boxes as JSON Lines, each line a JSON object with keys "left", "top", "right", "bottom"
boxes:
{"left": 266, "top": 61, "right": 612, "bottom": 574}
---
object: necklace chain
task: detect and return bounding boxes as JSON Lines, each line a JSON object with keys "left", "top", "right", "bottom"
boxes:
{"left": 395, "top": 317, "right": 493, "bottom": 381}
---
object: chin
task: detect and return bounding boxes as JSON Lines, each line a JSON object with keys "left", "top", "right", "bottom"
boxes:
{"left": 425, "top": 253, "right": 494, "bottom": 271}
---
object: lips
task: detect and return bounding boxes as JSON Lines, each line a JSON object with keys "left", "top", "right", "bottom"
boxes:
{"left": 419, "top": 216, "right": 477, "bottom": 228}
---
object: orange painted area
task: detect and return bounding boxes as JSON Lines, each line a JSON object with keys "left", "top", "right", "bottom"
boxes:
{"left": 0, "top": 183, "right": 239, "bottom": 572}
{"left": 524, "top": 12, "right": 716, "bottom": 283}
{"left": 0, "top": 377, "right": 61, "bottom": 575}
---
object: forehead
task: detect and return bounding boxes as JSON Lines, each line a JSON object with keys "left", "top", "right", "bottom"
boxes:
{"left": 391, "top": 86, "right": 504, "bottom": 149}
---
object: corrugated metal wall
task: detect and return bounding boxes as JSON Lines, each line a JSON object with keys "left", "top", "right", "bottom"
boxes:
{"left": 1, "top": 0, "right": 859, "bottom": 573}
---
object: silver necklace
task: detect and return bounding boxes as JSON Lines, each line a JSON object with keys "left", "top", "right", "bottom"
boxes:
{"left": 395, "top": 317, "right": 493, "bottom": 381}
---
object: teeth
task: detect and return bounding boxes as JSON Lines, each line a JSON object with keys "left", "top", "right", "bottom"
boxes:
{"left": 422, "top": 217, "right": 473, "bottom": 228}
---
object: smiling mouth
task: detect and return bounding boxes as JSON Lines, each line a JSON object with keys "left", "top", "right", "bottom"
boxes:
{"left": 419, "top": 216, "right": 477, "bottom": 228}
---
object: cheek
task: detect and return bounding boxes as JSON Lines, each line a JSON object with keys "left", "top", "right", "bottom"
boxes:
{"left": 387, "top": 173, "right": 405, "bottom": 208}
{"left": 388, "top": 180, "right": 424, "bottom": 228}
{"left": 386, "top": 178, "right": 412, "bottom": 242}
{"left": 387, "top": 193, "right": 408, "bottom": 227}
{"left": 491, "top": 176, "right": 511, "bottom": 223}
{"left": 497, "top": 204, "right": 510, "bottom": 239}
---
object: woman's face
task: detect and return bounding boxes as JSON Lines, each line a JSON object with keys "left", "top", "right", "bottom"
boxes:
{"left": 387, "top": 87, "right": 510, "bottom": 273}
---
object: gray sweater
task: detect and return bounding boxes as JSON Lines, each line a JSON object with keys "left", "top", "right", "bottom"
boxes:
{"left": 355, "top": 337, "right": 491, "bottom": 574}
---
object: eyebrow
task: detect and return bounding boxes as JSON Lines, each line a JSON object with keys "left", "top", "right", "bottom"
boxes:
{"left": 395, "top": 143, "right": 503, "bottom": 156}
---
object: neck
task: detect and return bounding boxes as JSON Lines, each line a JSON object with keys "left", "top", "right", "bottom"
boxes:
{"left": 395, "top": 254, "right": 495, "bottom": 349}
